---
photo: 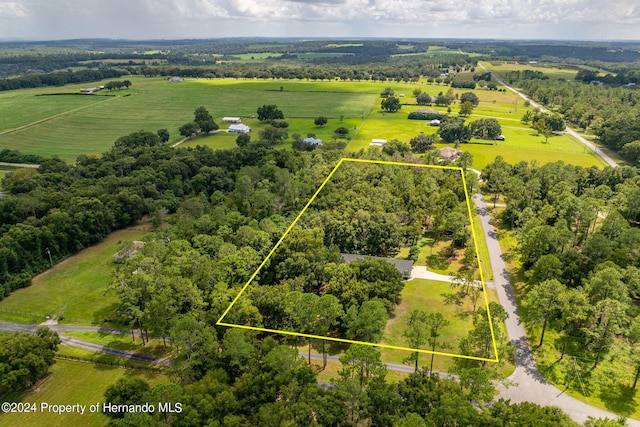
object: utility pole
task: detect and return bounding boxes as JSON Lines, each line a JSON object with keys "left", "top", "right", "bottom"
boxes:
{"left": 45, "top": 247, "right": 53, "bottom": 268}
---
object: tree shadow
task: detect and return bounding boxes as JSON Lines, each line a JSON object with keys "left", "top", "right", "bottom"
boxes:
{"left": 599, "top": 383, "right": 637, "bottom": 416}
{"left": 92, "top": 302, "right": 121, "bottom": 325}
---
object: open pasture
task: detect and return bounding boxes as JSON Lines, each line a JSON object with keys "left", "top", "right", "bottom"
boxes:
{"left": 484, "top": 61, "right": 579, "bottom": 81}
{"left": 0, "top": 360, "right": 168, "bottom": 427}
{"left": 0, "top": 77, "right": 381, "bottom": 161}
{"left": 0, "top": 227, "right": 148, "bottom": 325}
{"left": 0, "top": 91, "right": 110, "bottom": 133}
{"left": 347, "top": 86, "right": 607, "bottom": 169}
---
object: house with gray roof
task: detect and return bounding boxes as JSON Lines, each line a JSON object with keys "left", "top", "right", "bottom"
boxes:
{"left": 340, "top": 253, "right": 414, "bottom": 279}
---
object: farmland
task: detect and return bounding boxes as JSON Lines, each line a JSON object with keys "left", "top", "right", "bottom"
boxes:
{"left": 0, "top": 75, "right": 608, "bottom": 170}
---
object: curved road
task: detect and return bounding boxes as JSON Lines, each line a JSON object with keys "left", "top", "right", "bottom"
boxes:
{"left": 474, "top": 194, "right": 638, "bottom": 425}
{"left": 478, "top": 63, "right": 618, "bottom": 168}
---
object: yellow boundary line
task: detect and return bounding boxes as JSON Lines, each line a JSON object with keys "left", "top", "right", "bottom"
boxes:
{"left": 217, "top": 158, "right": 499, "bottom": 363}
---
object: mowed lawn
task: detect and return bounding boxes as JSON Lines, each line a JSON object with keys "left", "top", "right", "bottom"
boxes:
{"left": 0, "top": 360, "right": 168, "bottom": 427}
{"left": 347, "top": 84, "right": 607, "bottom": 169}
{"left": 379, "top": 279, "right": 496, "bottom": 373}
{"left": 0, "top": 77, "right": 379, "bottom": 161}
{"left": 0, "top": 228, "right": 148, "bottom": 325}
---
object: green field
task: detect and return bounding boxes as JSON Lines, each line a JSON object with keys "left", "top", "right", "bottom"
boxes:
{"left": 0, "top": 359, "right": 168, "bottom": 427}
{"left": 0, "top": 227, "right": 149, "bottom": 325}
{"left": 482, "top": 61, "right": 579, "bottom": 81}
{"left": 0, "top": 76, "right": 609, "bottom": 169}
{"left": 0, "top": 77, "right": 380, "bottom": 161}
{"left": 346, "top": 84, "right": 607, "bottom": 169}
{"left": 379, "top": 279, "right": 508, "bottom": 375}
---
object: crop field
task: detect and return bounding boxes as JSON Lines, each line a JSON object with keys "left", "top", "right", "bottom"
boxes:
{"left": 0, "top": 227, "right": 148, "bottom": 325}
{"left": 0, "top": 360, "right": 168, "bottom": 427}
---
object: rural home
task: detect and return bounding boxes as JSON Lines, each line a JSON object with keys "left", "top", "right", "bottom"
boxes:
{"left": 79, "top": 87, "right": 100, "bottom": 94}
{"left": 228, "top": 124, "right": 251, "bottom": 134}
{"left": 370, "top": 139, "right": 387, "bottom": 147}
{"left": 223, "top": 117, "right": 242, "bottom": 123}
{"left": 303, "top": 137, "right": 322, "bottom": 145}
{"left": 169, "top": 76, "right": 183, "bottom": 83}
{"left": 341, "top": 253, "right": 414, "bottom": 279}
{"left": 439, "top": 147, "right": 462, "bottom": 161}
{"left": 429, "top": 119, "right": 441, "bottom": 126}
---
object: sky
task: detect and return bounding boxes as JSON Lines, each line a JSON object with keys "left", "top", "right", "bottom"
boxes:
{"left": 0, "top": 0, "right": 639, "bottom": 41}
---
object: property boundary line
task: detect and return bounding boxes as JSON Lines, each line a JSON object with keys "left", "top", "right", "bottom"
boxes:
{"left": 217, "top": 158, "right": 499, "bottom": 363}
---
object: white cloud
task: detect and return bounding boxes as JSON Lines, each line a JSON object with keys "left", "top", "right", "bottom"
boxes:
{"left": 0, "top": 0, "right": 638, "bottom": 40}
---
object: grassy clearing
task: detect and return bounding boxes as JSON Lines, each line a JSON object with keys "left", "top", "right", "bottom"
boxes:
{"left": 0, "top": 359, "right": 168, "bottom": 427}
{"left": 379, "top": 279, "right": 501, "bottom": 372}
{"left": 0, "top": 227, "right": 149, "bottom": 325}
{"left": 61, "top": 330, "right": 169, "bottom": 358}
{"left": 312, "top": 358, "right": 410, "bottom": 384}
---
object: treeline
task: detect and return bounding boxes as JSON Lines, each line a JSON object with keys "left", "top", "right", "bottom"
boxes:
{"left": 0, "top": 68, "right": 130, "bottom": 91}
{"left": 0, "top": 134, "right": 310, "bottom": 299}
{"left": 0, "top": 327, "right": 60, "bottom": 396}
{"left": 484, "top": 158, "right": 640, "bottom": 373}
{"left": 0, "top": 149, "right": 51, "bottom": 164}
{"left": 575, "top": 69, "right": 640, "bottom": 86}
{"left": 100, "top": 339, "right": 586, "bottom": 427}
{"left": 516, "top": 78, "right": 640, "bottom": 158}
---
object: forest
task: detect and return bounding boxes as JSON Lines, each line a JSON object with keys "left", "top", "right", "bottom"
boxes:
{"left": 483, "top": 157, "right": 640, "bottom": 378}
{"left": 0, "top": 131, "right": 590, "bottom": 425}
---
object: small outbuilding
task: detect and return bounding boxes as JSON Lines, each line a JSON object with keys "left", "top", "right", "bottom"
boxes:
{"left": 228, "top": 124, "right": 251, "bottom": 134}
{"left": 370, "top": 139, "right": 387, "bottom": 147}
{"left": 169, "top": 76, "right": 183, "bottom": 83}
{"left": 439, "top": 147, "right": 462, "bottom": 161}
{"left": 429, "top": 119, "right": 441, "bottom": 126}
{"left": 303, "top": 137, "right": 322, "bottom": 145}
{"left": 223, "top": 117, "right": 242, "bottom": 123}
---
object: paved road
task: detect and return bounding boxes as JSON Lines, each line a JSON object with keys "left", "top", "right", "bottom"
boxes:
{"left": 0, "top": 321, "right": 170, "bottom": 366}
{"left": 474, "top": 194, "right": 638, "bottom": 425}
{"left": 478, "top": 63, "right": 618, "bottom": 168}
{"left": 301, "top": 352, "right": 458, "bottom": 380}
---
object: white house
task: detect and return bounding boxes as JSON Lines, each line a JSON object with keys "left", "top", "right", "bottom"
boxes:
{"left": 228, "top": 124, "right": 251, "bottom": 134}
{"left": 223, "top": 117, "right": 242, "bottom": 123}
{"left": 429, "top": 119, "right": 441, "bottom": 126}
{"left": 303, "top": 137, "right": 322, "bottom": 145}
{"left": 370, "top": 139, "right": 387, "bottom": 147}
